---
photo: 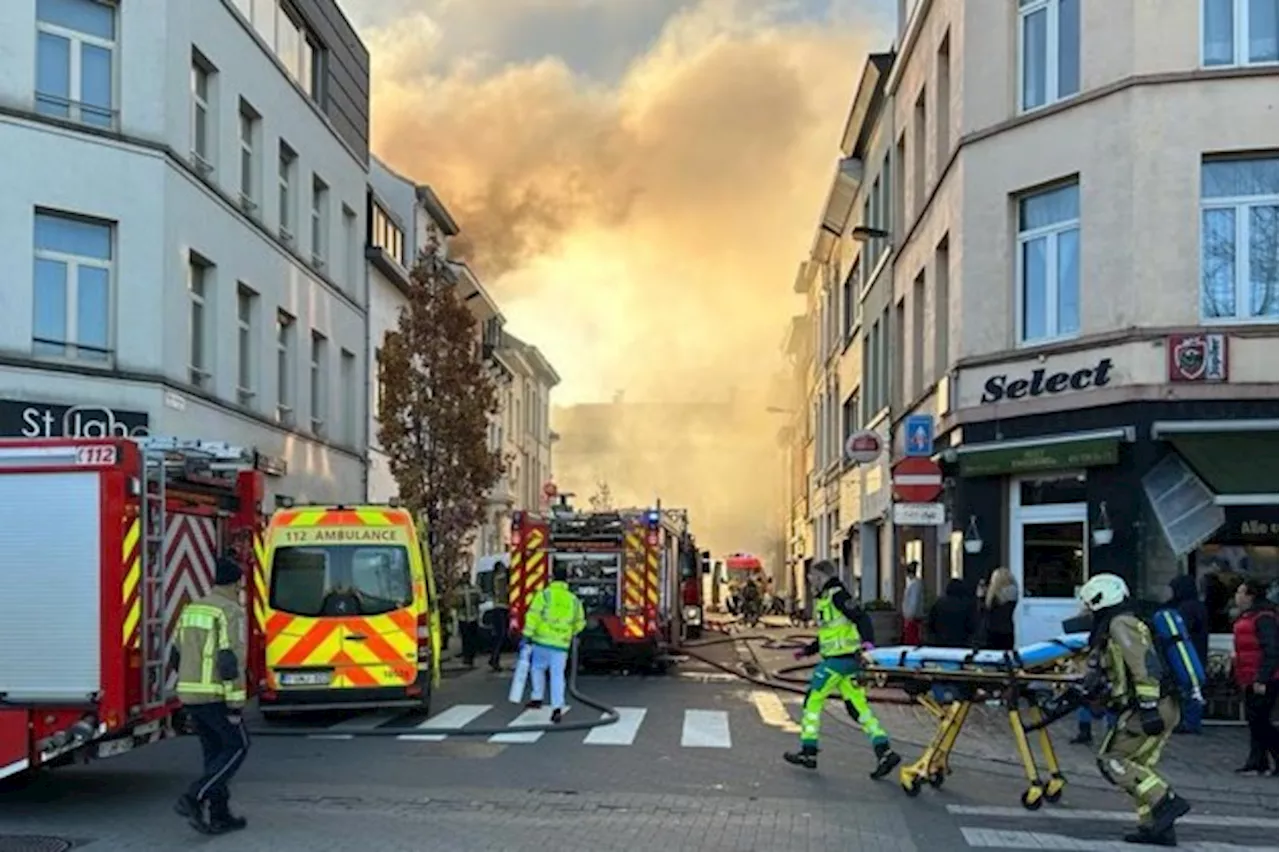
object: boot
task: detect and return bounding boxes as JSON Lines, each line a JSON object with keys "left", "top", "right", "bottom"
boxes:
{"left": 525, "top": 699, "right": 544, "bottom": 710}
{"left": 1123, "top": 826, "right": 1176, "bottom": 847}
{"left": 1068, "top": 724, "right": 1092, "bottom": 745}
{"left": 783, "top": 745, "right": 818, "bottom": 770}
{"left": 176, "top": 795, "right": 212, "bottom": 834}
{"left": 208, "top": 812, "right": 248, "bottom": 834}
{"left": 1147, "top": 792, "right": 1191, "bottom": 837}
{"left": 551, "top": 708, "right": 563, "bottom": 724}
{"left": 870, "top": 741, "right": 901, "bottom": 780}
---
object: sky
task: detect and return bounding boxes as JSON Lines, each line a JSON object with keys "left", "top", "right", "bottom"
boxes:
{"left": 338, "top": 0, "right": 897, "bottom": 556}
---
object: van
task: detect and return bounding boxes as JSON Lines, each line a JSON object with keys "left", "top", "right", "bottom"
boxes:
{"left": 256, "top": 505, "right": 440, "bottom": 715}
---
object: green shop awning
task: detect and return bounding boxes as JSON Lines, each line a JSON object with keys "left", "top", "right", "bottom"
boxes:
{"left": 957, "top": 428, "right": 1130, "bottom": 478}
{"left": 1154, "top": 421, "right": 1279, "bottom": 497}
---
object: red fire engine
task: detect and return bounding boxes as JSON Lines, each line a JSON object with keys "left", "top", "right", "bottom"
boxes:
{"left": 0, "top": 435, "right": 264, "bottom": 783}
{"left": 508, "top": 497, "right": 703, "bottom": 669}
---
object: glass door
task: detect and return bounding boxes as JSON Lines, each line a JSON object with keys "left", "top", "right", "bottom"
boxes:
{"left": 1010, "top": 476, "right": 1088, "bottom": 645}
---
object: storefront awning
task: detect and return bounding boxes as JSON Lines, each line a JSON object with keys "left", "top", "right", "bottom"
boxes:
{"left": 955, "top": 427, "right": 1133, "bottom": 478}
{"left": 1151, "top": 420, "right": 1278, "bottom": 502}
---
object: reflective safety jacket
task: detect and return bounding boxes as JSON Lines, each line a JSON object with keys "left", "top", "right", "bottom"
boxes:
{"left": 1100, "top": 612, "right": 1163, "bottom": 706}
{"left": 175, "top": 585, "right": 247, "bottom": 708}
{"left": 524, "top": 581, "right": 586, "bottom": 651}
{"left": 801, "top": 579, "right": 873, "bottom": 659}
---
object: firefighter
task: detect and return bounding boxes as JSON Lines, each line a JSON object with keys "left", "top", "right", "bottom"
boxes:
{"left": 1077, "top": 573, "right": 1191, "bottom": 846}
{"left": 172, "top": 556, "right": 250, "bottom": 835}
{"left": 784, "top": 560, "right": 901, "bottom": 779}
{"left": 523, "top": 562, "right": 586, "bottom": 723}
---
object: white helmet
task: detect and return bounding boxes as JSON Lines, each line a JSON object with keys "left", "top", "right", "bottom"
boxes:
{"left": 1078, "top": 574, "right": 1129, "bottom": 612}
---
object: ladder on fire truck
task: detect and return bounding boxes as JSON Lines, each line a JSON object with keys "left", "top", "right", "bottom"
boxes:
{"left": 134, "top": 437, "right": 254, "bottom": 710}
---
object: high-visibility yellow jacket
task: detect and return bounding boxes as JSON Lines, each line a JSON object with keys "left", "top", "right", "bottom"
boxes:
{"left": 524, "top": 581, "right": 585, "bottom": 651}
{"left": 175, "top": 585, "right": 247, "bottom": 708}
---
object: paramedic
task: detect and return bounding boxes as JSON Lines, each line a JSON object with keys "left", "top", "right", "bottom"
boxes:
{"left": 1077, "top": 573, "right": 1190, "bottom": 846}
{"left": 784, "top": 560, "right": 901, "bottom": 779}
{"left": 523, "top": 562, "right": 586, "bottom": 723}
{"left": 454, "top": 576, "right": 483, "bottom": 668}
{"left": 173, "top": 557, "right": 250, "bottom": 835}
{"left": 488, "top": 561, "right": 511, "bottom": 671}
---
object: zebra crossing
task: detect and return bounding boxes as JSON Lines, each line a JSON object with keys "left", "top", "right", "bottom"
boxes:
{"left": 947, "top": 805, "right": 1278, "bottom": 852}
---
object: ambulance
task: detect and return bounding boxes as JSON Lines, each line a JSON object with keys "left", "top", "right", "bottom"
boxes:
{"left": 254, "top": 505, "right": 441, "bottom": 716}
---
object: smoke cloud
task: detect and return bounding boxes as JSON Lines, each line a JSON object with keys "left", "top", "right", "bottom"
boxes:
{"left": 346, "top": 0, "right": 892, "bottom": 560}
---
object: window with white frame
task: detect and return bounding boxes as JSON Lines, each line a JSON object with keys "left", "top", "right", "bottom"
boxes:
{"left": 276, "top": 309, "right": 296, "bottom": 425}
{"left": 238, "top": 100, "right": 259, "bottom": 212}
{"left": 311, "top": 175, "right": 329, "bottom": 269}
{"left": 1019, "top": 0, "right": 1080, "bottom": 112}
{"left": 237, "top": 284, "right": 257, "bottom": 406}
{"left": 1203, "top": 0, "right": 1279, "bottom": 66}
{"left": 310, "top": 330, "right": 328, "bottom": 436}
{"left": 188, "top": 256, "right": 214, "bottom": 388}
{"left": 278, "top": 142, "right": 296, "bottom": 241}
{"left": 1200, "top": 155, "right": 1279, "bottom": 321}
{"left": 33, "top": 210, "right": 113, "bottom": 362}
{"left": 373, "top": 345, "right": 385, "bottom": 420}
{"left": 340, "top": 348, "right": 357, "bottom": 445}
{"left": 342, "top": 206, "right": 358, "bottom": 289}
{"left": 1017, "top": 181, "right": 1080, "bottom": 343}
{"left": 372, "top": 202, "right": 405, "bottom": 266}
{"left": 35, "top": 0, "right": 116, "bottom": 127}
{"left": 191, "top": 53, "right": 214, "bottom": 173}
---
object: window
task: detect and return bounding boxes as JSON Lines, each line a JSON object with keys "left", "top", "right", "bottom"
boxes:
{"left": 842, "top": 392, "right": 860, "bottom": 446}
{"left": 340, "top": 348, "right": 357, "bottom": 445}
{"left": 35, "top": 0, "right": 116, "bottom": 127}
{"left": 911, "top": 272, "right": 925, "bottom": 399}
{"left": 1203, "top": 0, "right": 1279, "bottom": 66}
{"left": 238, "top": 100, "right": 259, "bottom": 213}
{"left": 1200, "top": 155, "right": 1280, "bottom": 321}
{"left": 276, "top": 309, "right": 295, "bottom": 425}
{"left": 1017, "top": 181, "right": 1080, "bottom": 343}
{"left": 371, "top": 202, "right": 405, "bottom": 266}
{"left": 934, "top": 236, "right": 950, "bottom": 380}
{"left": 191, "top": 53, "right": 214, "bottom": 173}
{"left": 842, "top": 259, "right": 859, "bottom": 340}
{"left": 913, "top": 88, "right": 927, "bottom": 216}
{"left": 310, "top": 330, "right": 328, "bottom": 435}
{"left": 188, "top": 256, "right": 213, "bottom": 388}
{"left": 311, "top": 175, "right": 329, "bottom": 269}
{"left": 32, "top": 210, "right": 112, "bottom": 362}
{"left": 278, "top": 142, "right": 296, "bottom": 242}
{"left": 269, "top": 545, "right": 412, "bottom": 617}
{"left": 936, "top": 33, "right": 951, "bottom": 168}
{"left": 1019, "top": 0, "right": 1080, "bottom": 112}
{"left": 373, "top": 345, "right": 385, "bottom": 421}
{"left": 893, "top": 298, "right": 905, "bottom": 411}
{"left": 342, "top": 206, "right": 358, "bottom": 290}
{"left": 237, "top": 284, "right": 257, "bottom": 406}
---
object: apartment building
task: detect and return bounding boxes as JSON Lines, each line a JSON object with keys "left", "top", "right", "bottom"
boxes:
{"left": 499, "top": 331, "right": 561, "bottom": 515}
{"left": 0, "top": 0, "right": 371, "bottom": 503}
{"left": 795, "top": 0, "right": 1278, "bottom": 643}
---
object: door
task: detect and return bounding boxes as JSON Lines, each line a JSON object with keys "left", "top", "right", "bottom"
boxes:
{"left": 418, "top": 534, "right": 442, "bottom": 687}
{"left": 1009, "top": 475, "right": 1089, "bottom": 646}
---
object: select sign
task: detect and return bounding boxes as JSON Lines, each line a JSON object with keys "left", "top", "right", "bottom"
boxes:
{"left": 893, "top": 502, "right": 945, "bottom": 526}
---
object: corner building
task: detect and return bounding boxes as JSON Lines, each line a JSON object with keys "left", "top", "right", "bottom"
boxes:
{"left": 0, "top": 0, "right": 371, "bottom": 504}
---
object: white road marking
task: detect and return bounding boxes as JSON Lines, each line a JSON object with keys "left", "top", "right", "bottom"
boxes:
{"left": 750, "top": 690, "right": 800, "bottom": 733}
{"left": 399, "top": 704, "right": 493, "bottom": 742}
{"left": 947, "top": 805, "right": 1277, "bottom": 829}
{"left": 489, "top": 707, "right": 552, "bottom": 744}
{"left": 681, "top": 709, "right": 732, "bottom": 748}
{"left": 583, "top": 707, "right": 647, "bottom": 746}
{"left": 961, "top": 828, "right": 1272, "bottom": 852}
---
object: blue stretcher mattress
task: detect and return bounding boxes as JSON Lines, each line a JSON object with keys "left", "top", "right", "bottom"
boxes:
{"left": 864, "top": 633, "right": 1090, "bottom": 673}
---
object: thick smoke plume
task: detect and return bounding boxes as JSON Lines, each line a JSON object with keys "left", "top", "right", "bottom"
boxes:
{"left": 349, "top": 0, "right": 889, "bottom": 561}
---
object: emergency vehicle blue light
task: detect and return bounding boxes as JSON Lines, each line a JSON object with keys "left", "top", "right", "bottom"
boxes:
{"left": 646, "top": 510, "right": 660, "bottom": 525}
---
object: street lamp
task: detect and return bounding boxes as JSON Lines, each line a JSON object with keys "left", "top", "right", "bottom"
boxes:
{"left": 850, "top": 225, "right": 890, "bottom": 243}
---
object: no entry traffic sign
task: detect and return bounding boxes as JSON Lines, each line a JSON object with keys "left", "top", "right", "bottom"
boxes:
{"left": 892, "top": 456, "right": 943, "bottom": 503}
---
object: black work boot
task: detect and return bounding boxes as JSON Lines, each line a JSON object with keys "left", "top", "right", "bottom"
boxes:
{"left": 1068, "top": 724, "right": 1092, "bottom": 745}
{"left": 870, "top": 741, "right": 901, "bottom": 780}
{"left": 551, "top": 708, "right": 563, "bottom": 724}
{"left": 1123, "top": 825, "right": 1176, "bottom": 846}
{"left": 1147, "top": 792, "right": 1192, "bottom": 837}
{"left": 783, "top": 745, "right": 818, "bottom": 770}
{"left": 209, "top": 812, "right": 248, "bottom": 834}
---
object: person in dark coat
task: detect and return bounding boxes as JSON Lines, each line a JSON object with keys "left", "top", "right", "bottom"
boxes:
{"left": 926, "top": 579, "right": 980, "bottom": 648}
{"left": 1168, "top": 574, "right": 1210, "bottom": 734}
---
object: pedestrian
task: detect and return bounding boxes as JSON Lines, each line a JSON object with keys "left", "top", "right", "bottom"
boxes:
{"left": 488, "top": 561, "right": 511, "bottom": 672}
{"left": 784, "top": 560, "right": 901, "bottom": 779}
{"left": 453, "top": 574, "right": 483, "bottom": 668}
{"left": 981, "top": 567, "right": 1019, "bottom": 651}
{"left": 172, "top": 556, "right": 250, "bottom": 835}
{"left": 901, "top": 562, "right": 924, "bottom": 646}
{"left": 1232, "top": 578, "right": 1278, "bottom": 776}
{"left": 522, "top": 563, "right": 586, "bottom": 723}
{"left": 926, "top": 578, "right": 979, "bottom": 649}
{"left": 1167, "top": 574, "right": 1210, "bottom": 734}
{"left": 1077, "top": 574, "right": 1190, "bottom": 846}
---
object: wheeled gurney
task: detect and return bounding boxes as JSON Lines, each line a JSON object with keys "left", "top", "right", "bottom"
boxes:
{"left": 857, "top": 633, "right": 1091, "bottom": 809}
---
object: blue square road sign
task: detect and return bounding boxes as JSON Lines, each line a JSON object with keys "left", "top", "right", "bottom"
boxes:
{"left": 904, "top": 414, "right": 934, "bottom": 457}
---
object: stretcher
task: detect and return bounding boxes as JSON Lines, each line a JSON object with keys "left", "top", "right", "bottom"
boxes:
{"left": 858, "top": 633, "right": 1091, "bottom": 809}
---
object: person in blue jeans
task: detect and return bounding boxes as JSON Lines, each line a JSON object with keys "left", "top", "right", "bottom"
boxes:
{"left": 1069, "top": 704, "right": 1117, "bottom": 745}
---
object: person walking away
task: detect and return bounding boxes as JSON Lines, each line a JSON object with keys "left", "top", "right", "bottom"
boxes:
{"left": 902, "top": 562, "right": 924, "bottom": 646}
{"left": 522, "top": 563, "right": 585, "bottom": 723}
{"left": 488, "top": 561, "right": 511, "bottom": 671}
{"left": 1077, "top": 573, "right": 1190, "bottom": 846}
{"left": 982, "top": 567, "right": 1019, "bottom": 651}
{"left": 784, "top": 560, "right": 901, "bottom": 779}
{"left": 926, "top": 579, "right": 979, "bottom": 648}
{"left": 1232, "top": 578, "right": 1278, "bottom": 775}
{"left": 1168, "top": 574, "right": 1209, "bottom": 734}
{"left": 172, "top": 557, "right": 250, "bottom": 835}
{"left": 453, "top": 575, "right": 483, "bottom": 668}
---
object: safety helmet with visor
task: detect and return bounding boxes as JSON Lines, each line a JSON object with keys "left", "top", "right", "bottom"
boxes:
{"left": 1077, "top": 573, "right": 1129, "bottom": 613}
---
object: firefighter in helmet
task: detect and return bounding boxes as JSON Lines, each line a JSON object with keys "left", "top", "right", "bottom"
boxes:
{"left": 1077, "top": 573, "right": 1191, "bottom": 846}
{"left": 784, "top": 560, "right": 901, "bottom": 779}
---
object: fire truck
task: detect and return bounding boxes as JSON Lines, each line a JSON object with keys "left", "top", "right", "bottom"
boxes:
{"left": 508, "top": 497, "right": 703, "bottom": 669}
{"left": 0, "top": 432, "right": 264, "bottom": 783}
